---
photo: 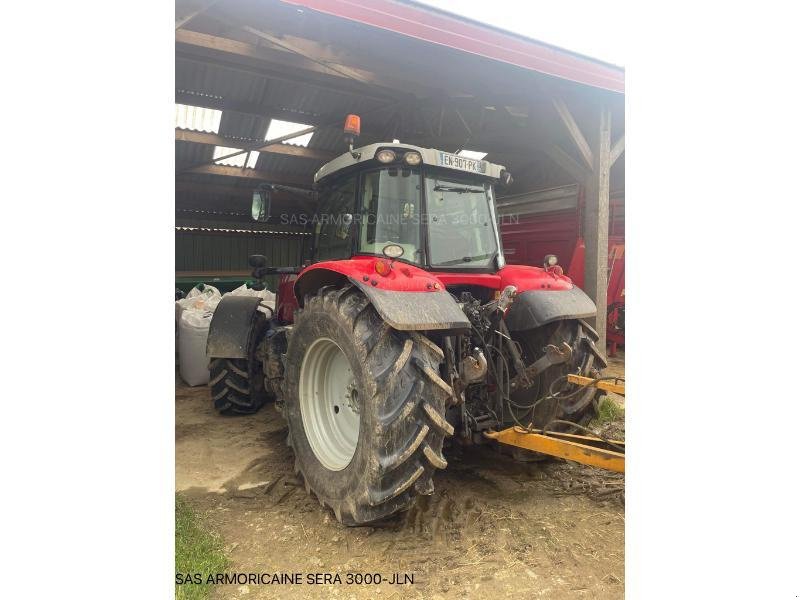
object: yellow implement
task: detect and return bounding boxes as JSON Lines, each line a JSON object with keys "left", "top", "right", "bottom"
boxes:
{"left": 486, "top": 376, "right": 625, "bottom": 473}
{"left": 484, "top": 427, "right": 625, "bottom": 473}
{"left": 567, "top": 374, "right": 625, "bottom": 395}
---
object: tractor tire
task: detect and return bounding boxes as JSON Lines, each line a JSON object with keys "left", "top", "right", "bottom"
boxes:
{"left": 283, "top": 284, "right": 453, "bottom": 526}
{"left": 509, "top": 319, "right": 601, "bottom": 431}
{"left": 209, "top": 311, "right": 269, "bottom": 415}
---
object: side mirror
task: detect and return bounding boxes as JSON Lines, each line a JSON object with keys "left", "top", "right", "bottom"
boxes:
{"left": 248, "top": 254, "right": 267, "bottom": 268}
{"left": 251, "top": 188, "right": 271, "bottom": 222}
{"left": 499, "top": 170, "right": 514, "bottom": 187}
{"left": 249, "top": 254, "right": 268, "bottom": 290}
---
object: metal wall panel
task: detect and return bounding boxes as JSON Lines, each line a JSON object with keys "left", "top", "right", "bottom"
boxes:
{"left": 499, "top": 185, "right": 624, "bottom": 269}
{"left": 175, "top": 232, "right": 305, "bottom": 271}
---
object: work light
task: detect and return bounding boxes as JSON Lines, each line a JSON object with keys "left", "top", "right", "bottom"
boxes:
{"left": 403, "top": 151, "right": 422, "bottom": 165}
{"left": 376, "top": 149, "right": 396, "bottom": 163}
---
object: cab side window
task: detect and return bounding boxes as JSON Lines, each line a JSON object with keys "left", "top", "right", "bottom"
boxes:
{"left": 314, "top": 175, "right": 357, "bottom": 262}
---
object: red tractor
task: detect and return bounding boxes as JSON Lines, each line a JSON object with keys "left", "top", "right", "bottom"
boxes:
{"left": 206, "top": 116, "right": 606, "bottom": 525}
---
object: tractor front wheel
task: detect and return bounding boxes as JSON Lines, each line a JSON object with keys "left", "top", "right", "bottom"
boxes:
{"left": 209, "top": 310, "right": 269, "bottom": 415}
{"left": 283, "top": 285, "right": 453, "bottom": 525}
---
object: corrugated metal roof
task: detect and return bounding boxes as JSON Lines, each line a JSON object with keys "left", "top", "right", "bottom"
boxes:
{"left": 176, "top": 57, "right": 387, "bottom": 124}
{"left": 177, "top": 207, "right": 249, "bottom": 218}
{"left": 176, "top": 226, "right": 311, "bottom": 236}
{"left": 213, "top": 146, "right": 259, "bottom": 168}
{"left": 175, "top": 5, "right": 624, "bottom": 218}
{"left": 265, "top": 120, "right": 314, "bottom": 147}
{"left": 176, "top": 57, "right": 346, "bottom": 202}
{"left": 219, "top": 110, "right": 269, "bottom": 140}
{"left": 305, "top": 126, "right": 348, "bottom": 152}
{"left": 175, "top": 103, "right": 221, "bottom": 132}
{"left": 176, "top": 194, "right": 252, "bottom": 216}
{"left": 255, "top": 153, "right": 321, "bottom": 177}
{"left": 176, "top": 58, "right": 272, "bottom": 107}
{"left": 176, "top": 216, "right": 304, "bottom": 230}
{"left": 176, "top": 140, "right": 215, "bottom": 169}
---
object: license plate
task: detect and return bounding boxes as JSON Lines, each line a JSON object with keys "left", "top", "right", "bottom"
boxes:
{"left": 437, "top": 151, "right": 487, "bottom": 174}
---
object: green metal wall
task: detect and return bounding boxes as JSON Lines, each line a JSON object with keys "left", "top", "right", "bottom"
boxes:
{"left": 175, "top": 232, "right": 305, "bottom": 271}
{"left": 176, "top": 217, "right": 306, "bottom": 269}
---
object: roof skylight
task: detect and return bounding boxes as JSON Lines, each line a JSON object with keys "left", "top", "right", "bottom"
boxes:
{"left": 265, "top": 119, "right": 314, "bottom": 147}
{"left": 175, "top": 104, "right": 221, "bottom": 133}
{"left": 456, "top": 149, "right": 488, "bottom": 160}
{"left": 213, "top": 147, "right": 259, "bottom": 169}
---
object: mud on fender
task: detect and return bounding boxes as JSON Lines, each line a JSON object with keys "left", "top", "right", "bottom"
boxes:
{"left": 206, "top": 295, "right": 264, "bottom": 359}
{"left": 349, "top": 279, "right": 470, "bottom": 332}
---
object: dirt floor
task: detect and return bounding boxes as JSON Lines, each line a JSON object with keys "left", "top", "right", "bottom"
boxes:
{"left": 176, "top": 352, "right": 625, "bottom": 599}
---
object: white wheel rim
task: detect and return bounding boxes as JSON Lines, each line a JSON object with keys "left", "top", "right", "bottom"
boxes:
{"left": 299, "top": 337, "right": 360, "bottom": 471}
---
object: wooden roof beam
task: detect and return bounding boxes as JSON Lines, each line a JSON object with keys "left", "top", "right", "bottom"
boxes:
{"left": 175, "top": 0, "right": 219, "bottom": 30}
{"left": 176, "top": 128, "right": 335, "bottom": 161}
{"left": 187, "top": 164, "right": 312, "bottom": 186}
{"left": 176, "top": 85, "right": 532, "bottom": 156}
{"left": 217, "top": 10, "right": 535, "bottom": 106}
{"left": 544, "top": 144, "right": 592, "bottom": 183}
{"left": 175, "top": 90, "right": 325, "bottom": 125}
{"left": 552, "top": 98, "right": 594, "bottom": 171}
{"left": 176, "top": 29, "right": 403, "bottom": 102}
{"left": 610, "top": 134, "right": 625, "bottom": 166}
{"left": 175, "top": 91, "right": 552, "bottom": 162}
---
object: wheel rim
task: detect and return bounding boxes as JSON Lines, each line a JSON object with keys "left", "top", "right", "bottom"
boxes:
{"left": 299, "top": 337, "right": 360, "bottom": 471}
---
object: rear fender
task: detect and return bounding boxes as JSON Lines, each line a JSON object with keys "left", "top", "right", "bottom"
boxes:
{"left": 294, "top": 259, "right": 470, "bottom": 332}
{"left": 504, "top": 286, "right": 597, "bottom": 332}
{"left": 206, "top": 295, "right": 264, "bottom": 359}
{"left": 354, "top": 284, "right": 470, "bottom": 331}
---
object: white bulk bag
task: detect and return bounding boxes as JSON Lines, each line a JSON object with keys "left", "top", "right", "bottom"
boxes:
{"left": 178, "top": 284, "right": 222, "bottom": 312}
{"left": 224, "top": 284, "right": 276, "bottom": 311}
{"left": 178, "top": 309, "right": 213, "bottom": 386}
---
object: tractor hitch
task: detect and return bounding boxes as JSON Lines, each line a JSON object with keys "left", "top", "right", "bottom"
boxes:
{"left": 509, "top": 342, "right": 573, "bottom": 391}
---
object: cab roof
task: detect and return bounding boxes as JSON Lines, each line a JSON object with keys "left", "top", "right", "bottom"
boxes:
{"left": 314, "top": 142, "right": 507, "bottom": 184}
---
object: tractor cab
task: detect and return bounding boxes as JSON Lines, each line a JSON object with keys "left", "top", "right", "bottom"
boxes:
{"left": 249, "top": 114, "right": 513, "bottom": 275}
{"left": 310, "top": 139, "right": 513, "bottom": 272}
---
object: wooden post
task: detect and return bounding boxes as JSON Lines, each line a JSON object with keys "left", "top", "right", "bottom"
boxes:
{"left": 583, "top": 107, "right": 612, "bottom": 351}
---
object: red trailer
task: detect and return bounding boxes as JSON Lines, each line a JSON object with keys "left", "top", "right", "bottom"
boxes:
{"left": 498, "top": 184, "right": 625, "bottom": 355}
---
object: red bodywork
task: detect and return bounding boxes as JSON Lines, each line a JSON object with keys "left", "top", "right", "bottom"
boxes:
{"left": 276, "top": 274, "right": 299, "bottom": 322}
{"left": 276, "top": 256, "right": 576, "bottom": 323}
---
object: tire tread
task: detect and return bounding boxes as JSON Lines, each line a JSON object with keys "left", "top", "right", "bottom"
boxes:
{"left": 287, "top": 284, "right": 453, "bottom": 525}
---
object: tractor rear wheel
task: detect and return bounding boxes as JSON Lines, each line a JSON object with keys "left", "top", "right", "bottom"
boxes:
{"left": 509, "top": 319, "right": 600, "bottom": 431}
{"left": 283, "top": 285, "right": 453, "bottom": 525}
{"left": 209, "top": 311, "right": 269, "bottom": 415}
